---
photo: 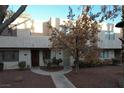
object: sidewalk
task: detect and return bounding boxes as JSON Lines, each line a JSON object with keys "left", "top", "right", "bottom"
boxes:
{"left": 31, "top": 67, "right": 76, "bottom": 88}
{"left": 51, "top": 73, "right": 75, "bottom": 88}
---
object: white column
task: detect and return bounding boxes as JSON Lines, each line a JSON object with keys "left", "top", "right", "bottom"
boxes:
{"left": 39, "top": 50, "right": 44, "bottom": 66}
{"left": 19, "top": 49, "right": 31, "bottom": 68}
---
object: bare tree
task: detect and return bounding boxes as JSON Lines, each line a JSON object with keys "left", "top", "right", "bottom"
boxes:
{"left": 0, "top": 5, "right": 27, "bottom": 34}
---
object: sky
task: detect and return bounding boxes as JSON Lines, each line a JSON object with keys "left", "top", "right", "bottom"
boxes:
{"left": 9, "top": 5, "right": 122, "bottom": 24}
{"left": 9, "top": 5, "right": 81, "bottom": 21}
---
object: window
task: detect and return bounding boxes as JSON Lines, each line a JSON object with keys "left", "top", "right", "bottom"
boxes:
{"left": 0, "top": 50, "right": 19, "bottom": 62}
{"left": 107, "top": 24, "right": 114, "bottom": 31}
{"left": 105, "top": 31, "right": 115, "bottom": 40}
{"left": 110, "top": 32, "right": 115, "bottom": 40}
{"left": 100, "top": 51, "right": 109, "bottom": 59}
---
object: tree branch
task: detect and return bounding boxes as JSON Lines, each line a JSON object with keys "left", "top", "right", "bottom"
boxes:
{"left": 0, "top": 5, "right": 27, "bottom": 34}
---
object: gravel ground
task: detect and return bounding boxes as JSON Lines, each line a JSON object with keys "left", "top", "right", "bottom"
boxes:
{"left": 0, "top": 70, "right": 55, "bottom": 88}
{"left": 65, "top": 65, "right": 123, "bottom": 88}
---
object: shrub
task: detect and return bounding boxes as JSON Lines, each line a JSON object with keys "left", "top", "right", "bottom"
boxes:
{"left": 0, "top": 63, "right": 4, "bottom": 71}
{"left": 58, "top": 58, "right": 63, "bottom": 63}
{"left": 47, "top": 62, "right": 51, "bottom": 68}
{"left": 102, "top": 59, "right": 112, "bottom": 65}
{"left": 89, "top": 60, "right": 102, "bottom": 67}
{"left": 112, "top": 58, "right": 120, "bottom": 65}
{"left": 78, "top": 60, "right": 102, "bottom": 68}
{"left": 52, "top": 57, "right": 63, "bottom": 66}
{"left": 52, "top": 57, "right": 57, "bottom": 62}
{"left": 78, "top": 60, "right": 87, "bottom": 68}
{"left": 27, "top": 65, "right": 30, "bottom": 69}
{"left": 18, "top": 61, "right": 26, "bottom": 70}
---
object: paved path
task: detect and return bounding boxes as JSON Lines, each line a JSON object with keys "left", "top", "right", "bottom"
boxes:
{"left": 51, "top": 73, "right": 75, "bottom": 88}
{"left": 31, "top": 67, "right": 76, "bottom": 88}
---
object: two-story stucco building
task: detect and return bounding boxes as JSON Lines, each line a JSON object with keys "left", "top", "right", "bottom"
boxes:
{"left": 0, "top": 14, "right": 122, "bottom": 69}
{"left": 0, "top": 15, "right": 64, "bottom": 69}
{"left": 98, "top": 23, "right": 121, "bottom": 61}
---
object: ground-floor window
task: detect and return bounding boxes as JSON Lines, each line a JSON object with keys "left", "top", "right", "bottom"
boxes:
{"left": 0, "top": 49, "right": 19, "bottom": 62}
{"left": 100, "top": 50, "right": 109, "bottom": 59}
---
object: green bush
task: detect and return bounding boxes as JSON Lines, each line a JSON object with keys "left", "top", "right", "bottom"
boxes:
{"left": 18, "top": 61, "right": 26, "bottom": 70}
{"left": 0, "top": 63, "right": 4, "bottom": 71}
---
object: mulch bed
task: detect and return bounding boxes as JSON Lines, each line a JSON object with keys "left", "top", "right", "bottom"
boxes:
{"left": 65, "top": 66, "right": 123, "bottom": 88}
{"left": 0, "top": 70, "right": 55, "bottom": 88}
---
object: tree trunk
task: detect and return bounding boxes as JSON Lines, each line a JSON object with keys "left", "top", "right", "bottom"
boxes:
{"left": 75, "top": 36, "right": 79, "bottom": 72}
{"left": 75, "top": 49, "right": 79, "bottom": 72}
{"left": 0, "top": 5, "right": 9, "bottom": 24}
{"left": 122, "top": 5, "right": 124, "bottom": 76}
{"left": 0, "top": 5, "right": 27, "bottom": 34}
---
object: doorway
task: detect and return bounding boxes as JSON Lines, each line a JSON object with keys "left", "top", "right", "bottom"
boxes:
{"left": 31, "top": 50, "right": 39, "bottom": 67}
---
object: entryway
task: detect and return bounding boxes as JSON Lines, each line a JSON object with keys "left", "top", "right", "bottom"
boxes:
{"left": 31, "top": 50, "right": 39, "bottom": 67}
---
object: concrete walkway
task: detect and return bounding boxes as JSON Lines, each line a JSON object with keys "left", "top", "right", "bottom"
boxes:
{"left": 31, "top": 67, "right": 76, "bottom": 88}
{"left": 51, "top": 73, "right": 75, "bottom": 88}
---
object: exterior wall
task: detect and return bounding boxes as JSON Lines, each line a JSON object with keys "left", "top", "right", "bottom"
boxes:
{"left": 39, "top": 50, "right": 44, "bottom": 66}
{"left": 98, "top": 23, "right": 121, "bottom": 60}
{"left": 43, "top": 22, "right": 51, "bottom": 36}
{"left": 63, "top": 50, "right": 70, "bottom": 68}
{"left": 51, "top": 50, "right": 63, "bottom": 59}
{"left": 98, "top": 31, "right": 121, "bottom": 49}
{"left": 3, "top": 61, "right": 19, "bottom": 70}
{"left": 11, "top": 14, "right": 32, "bottom": 30}
{"left": 19, "top": 49, "right": 31, "bottom": 68}
{"left": 0, "top": 29, "right": 51, "bottom": 48}
{"left": 70, "top": 56, "right": 74, "bottom": 66}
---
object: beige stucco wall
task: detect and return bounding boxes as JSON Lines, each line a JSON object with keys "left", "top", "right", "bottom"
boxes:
{"left": 0, "top": 29, "right": 52, "bottom": 48}
{"left": 3, "top": 61, "right": 19, "bottom": 69}
{"left": 19, "top": 49, "right": 31, "bottom": 68}
{"left": 39, "top": 50, "right": 44, "bottom": 66}
{"left": 98, "top": 31, "right": 121, "bottom": 49}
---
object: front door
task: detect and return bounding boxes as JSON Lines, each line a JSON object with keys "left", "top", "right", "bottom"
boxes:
{"left": 31, "top": 50, "right": 39, "bottom": 67}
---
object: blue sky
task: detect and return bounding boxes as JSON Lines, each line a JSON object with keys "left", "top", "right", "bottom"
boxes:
{"left": 9, "top": 5, "right": 122, "bottom": 24}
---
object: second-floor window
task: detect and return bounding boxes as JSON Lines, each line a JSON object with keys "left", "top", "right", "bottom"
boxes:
{"left": 105, "top": 31, "right": 115, "bottom": 40}
{"left": 107, "top": 24, "right": 114, "bottom": 31}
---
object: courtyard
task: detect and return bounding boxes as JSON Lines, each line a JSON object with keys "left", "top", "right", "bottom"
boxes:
{"left": 66, "top": 65, "right": 123, "bottom": 88}
{"left": 0, "top": 70, "right": 55, "bottom": 88}
{"left": 0, "top": 65, "right": 123, "bottom": 88}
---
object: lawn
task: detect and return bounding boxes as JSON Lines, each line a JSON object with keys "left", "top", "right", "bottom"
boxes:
{"left": 65, "top": 65, "right": 123, "bottom": 88}
{"left": 0, "top": 70, "right": 55, "bottom": 88}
